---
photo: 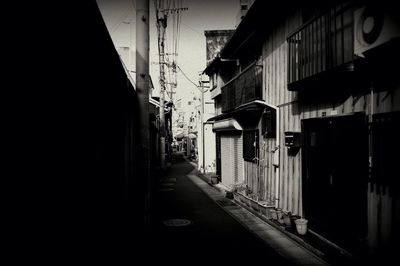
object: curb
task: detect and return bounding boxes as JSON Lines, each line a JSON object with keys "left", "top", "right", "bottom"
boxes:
{"left": 202, "top": 178, "right": 329, "bottom": 262}
{"left": 233, "top": 198, "right": 326, "bottom": 259}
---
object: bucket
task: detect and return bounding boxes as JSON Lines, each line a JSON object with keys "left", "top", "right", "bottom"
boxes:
{"left": 295, "top": 218, "right": 308, "bottom": 235}
{"left": 290, "top": 215, "right": 301, "bottom": 228}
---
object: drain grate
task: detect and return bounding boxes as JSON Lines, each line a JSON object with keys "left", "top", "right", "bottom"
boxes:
{"left": 163, "top": 219, "right": 192, "bottom": 227}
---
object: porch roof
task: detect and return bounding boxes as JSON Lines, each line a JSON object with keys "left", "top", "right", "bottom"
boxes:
{"left": 207, "top": 100, "right": 277, "bottom": 123}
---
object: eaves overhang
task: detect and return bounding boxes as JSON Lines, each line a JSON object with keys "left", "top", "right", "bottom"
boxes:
{"left": 207, "top": 100, "right": 277, "bottom": 122}
{"left": 212, "top": 118, "right": 243, "bottom": 132}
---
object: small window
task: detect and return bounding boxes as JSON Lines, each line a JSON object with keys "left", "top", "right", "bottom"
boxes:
{"left": 243, "top": 130, "right": 259, "bottom": 162}
{"left": 211, "top": 73, "right": 217, "bottom": 89}
{"left": 261, "top": 109, "right": 276, "bottom": 138}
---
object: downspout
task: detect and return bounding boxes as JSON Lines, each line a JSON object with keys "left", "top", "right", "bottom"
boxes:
{"left": 275, "top": 107, "right": 280, "bottom": 209}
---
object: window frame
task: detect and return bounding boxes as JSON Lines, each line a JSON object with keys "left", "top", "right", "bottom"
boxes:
{"left": 243, "top": 129, "right": 259, "bottom": 162}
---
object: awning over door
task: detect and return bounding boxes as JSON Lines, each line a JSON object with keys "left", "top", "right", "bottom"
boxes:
{"left": 212, "top": 118, "right": 242, "bottom": 132}
{"left": 208, "top": 100, "right": 277, "bottom": 130}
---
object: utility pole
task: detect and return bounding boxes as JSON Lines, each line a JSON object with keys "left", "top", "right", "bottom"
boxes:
{"left": 199, "top": 75, "right": 209, "bottom": 173}
{"left": 136, "top": 0, "right": 150, "bottom": 227}
{"left": 200, "top": 76, "right": 205, "bottom": 173}
{"left": 155, "top": 6, "right": 167, "bottom": 170}
{"left": 155, "top": 2, "right": 187, "bottom": 168}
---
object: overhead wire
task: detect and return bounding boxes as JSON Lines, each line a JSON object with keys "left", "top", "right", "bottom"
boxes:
{"left": 176, "top": 64, "right": 202, "bottom": 92}
{"left": 154, "top": 0, "right": 186, "bottom": 102}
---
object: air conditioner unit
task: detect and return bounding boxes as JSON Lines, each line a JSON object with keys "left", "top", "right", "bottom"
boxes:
{"left": 354, "top": 6, "right": 400, "bottom": 57}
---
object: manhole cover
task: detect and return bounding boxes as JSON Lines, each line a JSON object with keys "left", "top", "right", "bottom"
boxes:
{"left": 161, "top": 178, "right": 176, "bottom": 183}
{"left": 163, "top": 219, "right": 192, "bottom": 227}
{"left": 160, "top": 182, "right": 175, "bottom": 187}
{"left": 159, "top": 188, "right": 174, "bottom": 192}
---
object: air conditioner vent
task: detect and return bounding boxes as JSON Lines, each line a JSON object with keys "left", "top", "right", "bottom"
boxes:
{"left": 354, "top": 6, "right": 400, "bottom": 57}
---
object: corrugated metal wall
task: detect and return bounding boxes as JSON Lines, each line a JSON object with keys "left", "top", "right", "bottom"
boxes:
{"left": 258, "top": 7, "right": 400, "bottom": 250}
{"left": 259, "top": 11, "right": 303, "bottom": 215}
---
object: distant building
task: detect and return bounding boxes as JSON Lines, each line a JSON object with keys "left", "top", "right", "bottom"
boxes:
{"left": 205, "top": 30, "right": 235, "bottom": 66}
{"left": 235, "top": 0, "right": 255, "bottom": 27}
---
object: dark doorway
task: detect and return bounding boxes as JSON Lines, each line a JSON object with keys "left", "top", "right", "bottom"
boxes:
{"left": 216, "top": 133, "right": 221, "bottom": 178}
{"left": 302, "top": 113, "right": 368, "bottom": 251}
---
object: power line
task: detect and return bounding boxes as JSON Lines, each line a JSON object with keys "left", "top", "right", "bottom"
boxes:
{"left": 181, "top": 22, "right": 203, "bottom": 36}
{"left": 110, "top": 9, "right": 131, "bottom": 34}
{"left": 176, "top": 64, "right": 202, "bottom": 92}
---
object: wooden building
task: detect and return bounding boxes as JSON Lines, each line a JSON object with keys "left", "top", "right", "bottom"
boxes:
{"left": 205, "top": 0, "right": 400, "bottom": 258}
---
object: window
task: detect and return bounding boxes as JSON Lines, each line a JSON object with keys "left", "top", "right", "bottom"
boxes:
{"left": 261, "top": 109, "right": 276, "bottom": 138}
{"left": 287, "top": 4, "right": 354, "bottom": 88}
{"left": 243, "top": 130, "right": 259, "bottom": 162}
{"left": 211, "top": 73, "right": 217, "bottom": 89}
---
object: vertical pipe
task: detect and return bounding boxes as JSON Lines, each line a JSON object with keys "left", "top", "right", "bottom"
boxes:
{"left": 201, "top": 76, "right": 205, "bottom": 173}
{"left": 136, "top": 0, "right": 150, "bottom": 227}
{"left": 275, "top": 107, "right": 280, "bottom": 209}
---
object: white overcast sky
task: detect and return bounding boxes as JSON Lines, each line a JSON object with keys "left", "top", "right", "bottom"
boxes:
{"left": 97, "top": 0, "right": 237, "bottom": 102}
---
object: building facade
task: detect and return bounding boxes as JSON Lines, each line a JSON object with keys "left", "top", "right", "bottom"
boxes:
{"left": 205, "top": 0, "right": 400, "bottom": 259}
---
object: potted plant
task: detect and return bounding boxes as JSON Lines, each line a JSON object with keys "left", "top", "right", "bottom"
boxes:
{"left": 232, "top": 183, "right": 245, "bottom": 203}
{"left": 276, "top": 208, "right": 284, "bottom": 224}
{"left": 283, "top": 212, "right": 292, "bottom": 227}
{"left": 233, "top": 192, "right": 241, "bottom": 202}
{"left": 270, "top": 209, "right": 278, "bottom": 220}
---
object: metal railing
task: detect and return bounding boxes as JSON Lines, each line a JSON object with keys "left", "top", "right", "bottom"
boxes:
{"left": 287, "top": 3, "right": 354, "bottom": 86}
{"left": 221, "top": 63, "right": 262, "bottom": 113}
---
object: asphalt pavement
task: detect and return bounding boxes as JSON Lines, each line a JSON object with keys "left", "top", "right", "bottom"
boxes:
{"left": 148, "top": 154, "right": 292, "bottom": 264}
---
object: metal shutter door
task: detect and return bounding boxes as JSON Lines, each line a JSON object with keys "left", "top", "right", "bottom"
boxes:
{"left": 221, "top": 134, "right": 244, "bottom": 189}
{"left": 221, "top": 135, "right": 234, "bottom": 189}
{"left": 235, "top": 134, "right": 244, "bottom": 184}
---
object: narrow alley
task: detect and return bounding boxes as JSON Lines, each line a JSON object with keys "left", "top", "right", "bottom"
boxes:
{"left": 148, "top": 153, "right": 326, "bottom": 265}
{"left": 149, "top": 154, "right": 288, "bottom": 264}
{"left": 11, "top": 0, "right": 399, "bottom": 264}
